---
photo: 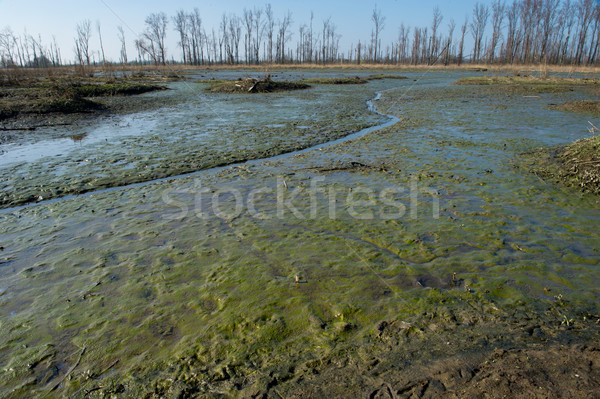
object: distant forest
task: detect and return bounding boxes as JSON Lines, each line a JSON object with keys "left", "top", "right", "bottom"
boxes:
{"left": 2, "top": 0, "right": 600, "bottom": 67}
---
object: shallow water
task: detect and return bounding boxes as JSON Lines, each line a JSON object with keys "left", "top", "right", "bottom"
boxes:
{"left": 0, "top": 72, "right": 389, "bottom": 207}
{"left": 1, "top": 71, "right": 600, "bottom": 397}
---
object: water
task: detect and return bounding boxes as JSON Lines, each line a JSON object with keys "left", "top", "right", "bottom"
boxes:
{"left": 0, "top": 71, "right": 599, "bottom": 398}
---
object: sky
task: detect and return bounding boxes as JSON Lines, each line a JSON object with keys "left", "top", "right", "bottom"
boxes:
{"left": 0, "top": 0, "right": 484, "bottom": 63}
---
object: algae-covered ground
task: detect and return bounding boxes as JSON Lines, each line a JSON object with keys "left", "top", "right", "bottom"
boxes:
{"left": 1, "top": 70, "right": 600, "bottom": 398}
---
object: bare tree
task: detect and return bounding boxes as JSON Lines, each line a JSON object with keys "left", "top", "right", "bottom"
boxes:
{"left": 97, "top": 21, "right": 106, "bottom": 64}
{"left": 429, "top": 7, "right": 443, "bottom": 64}
{"left": 74, "top": 19, "right": 92, "bottom": 65}
{"left": 458, "top": 17, "right": 468, "bottom": 65}
{"left": 538, "top": 0, "right": 560, "bottom": 62}
{"left": 252, "top": 7, "right": 264, "bottom": 64}
{"left": 188, "top": 9, "right": 204, "bottom": 65}
{"left": 574, "top": 0, "right": 595, "bottom": 64}
{"left": 555, "top": 0, "right": 574, "bottom": 63}
{"left": 173, "top": 10, "right": 189, "bottom": 64}
{"left": 470, "top": 3, "right": 490, "bottom": 63}
{"left": 265, "top": 4, "right": 275, "bottom": 62}
{"left": 371, "top": 6, "right": 386, "bottom": 62}
{"left": 228, "top": 16, "right": 241, "bottom": 64}
{"left": 276, "top": 11, "right": 293, "bottom": 63}
{"left": 0, "top": 28, "right": 17, "bottom": 67}
{"left": 444, "top": 20, "right": 456, "bottom": 65}
{"left": 142, "top": 12, "right": 168, "bottom": 65}
{"left": 243, "top": 8, "right": 254, "bottom": 63}
{"left": 487, "top": 0, "right": 505, "bottom": 63}
{"left": 397, "top": 24, "right": 410, "bottom": 64}
{"left": 117, "top": 26, "right": 128, "bottom": 64}
{"left": 504, "top": 0, "right": 521, "bottom": 63}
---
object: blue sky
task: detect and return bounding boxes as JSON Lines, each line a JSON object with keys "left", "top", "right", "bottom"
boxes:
{"left": 0, "top": 0, "right": 482, "bottom": 62}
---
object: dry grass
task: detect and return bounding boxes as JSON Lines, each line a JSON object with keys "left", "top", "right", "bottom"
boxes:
{"left": 557, "top": 135, "right": 600, "bottom": 194}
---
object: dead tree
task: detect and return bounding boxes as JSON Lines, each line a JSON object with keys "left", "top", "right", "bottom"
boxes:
{"left": 74, "top": 19, "right": 92, "bottom": 65}
{"left": 470, "top": 3, "right": 489, "bottom": 63}
{"left": 371, "top": 6, "right": 386, "bottom": 62}
{"left": 142, "top": 12, "right": 168, "bottom": 65}
{"left": 458, "top": 17, "right": 468, "bottom": 65}
{"left": 97, "top": 21, "right": 106, "bottom": 65}
{"left": 117, "top": 26, "right": 128, "bottom": 64}
{"left": 429, "top": 7, "right": 443, "bottom": 64}
{"left": 488, "top": 0, "right": 505, "bottom": 63}
{"left": 276, "top": 11, "right": 293, "bottom": 63}
{"left": 173, "top": 10, "right": 189, "bottom": 64}
{"left": 265, "top": 4, "right": 275, "bottom": 62}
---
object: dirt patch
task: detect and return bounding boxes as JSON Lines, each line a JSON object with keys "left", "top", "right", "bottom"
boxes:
{"left": 206, "top": 77, "right": 310, "bottom": 93}
{"left": 283, "top": 345, "right": 600, "bottom": 398}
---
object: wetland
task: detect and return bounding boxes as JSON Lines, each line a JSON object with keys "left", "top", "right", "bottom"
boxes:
{"left": 0, "top": 68, "right": 600, "bottom": 398}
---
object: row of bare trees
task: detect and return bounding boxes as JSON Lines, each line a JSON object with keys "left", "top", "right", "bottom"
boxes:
{"left": 3, "top": 0, "right": 600, "bottom": 68}
{"left": 0, "top": 27, "right": 62, "bottom": 67}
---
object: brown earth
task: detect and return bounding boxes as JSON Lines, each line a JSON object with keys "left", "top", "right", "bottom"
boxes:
{"left": 283, "top": 345, "right": 600, "bottom": 399}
